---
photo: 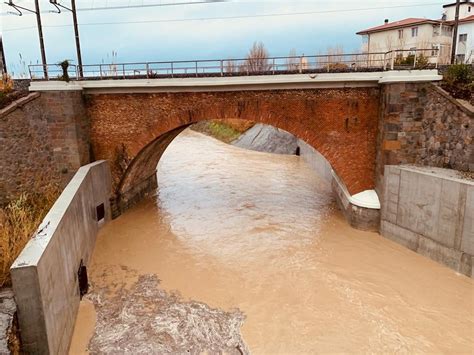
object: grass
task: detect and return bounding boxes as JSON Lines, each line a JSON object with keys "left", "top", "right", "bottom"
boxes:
{"left": 0, "top": 187, "right": 59, "bottom": 287}
{"left": 191, "top": 119, "right": 254, "bottom": 143}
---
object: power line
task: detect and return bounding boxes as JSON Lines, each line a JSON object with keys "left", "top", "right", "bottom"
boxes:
{"left": 2, "top": 2, "right": 446, "bottom": 33}
{"left": 0, "top": 0, "right": 228, "bottom": 16}
{"left": 76, "top": 0, "right": 228, "bottom": 12}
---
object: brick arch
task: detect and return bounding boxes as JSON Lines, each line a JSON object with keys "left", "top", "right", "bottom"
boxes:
{"left": 86, "top": 88, "right": 380, "bottom": 213}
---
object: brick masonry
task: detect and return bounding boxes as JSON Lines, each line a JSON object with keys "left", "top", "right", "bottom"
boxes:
{"left": 0, "top": 91, "right": 91, "bottom": 205}
{"left": 86, "top": 88, "right": 381, "bottom": 207}
{"left": 376, "top": 82, "right": 473, "bottom": 195}
{"left": 1, "top": 82, "right": 471, "bottom": 219}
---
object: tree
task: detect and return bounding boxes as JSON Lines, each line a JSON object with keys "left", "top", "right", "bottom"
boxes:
{"left": 224, "top": 59, "right": 238, "bottom": 73}
{"left": 242, "top": 42, "right": 271, "bottom": 73}
{"left": 286, "top": 49, "right": 299, "bottom": 71}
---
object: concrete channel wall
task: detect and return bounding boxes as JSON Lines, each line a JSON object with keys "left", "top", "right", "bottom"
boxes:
{"left": 10, "top": 161, "right": 112, "bottom": 354}
{"left": 298, "top": 139, "right": 381, "bottom": 231}
{"left": 381, "top": 165, "right": 474, "bottom": 277}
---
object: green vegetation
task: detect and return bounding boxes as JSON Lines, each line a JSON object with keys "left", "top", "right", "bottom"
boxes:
{"left": 442, "top": 64, "right": 474, "bottom": 101}
{"left": 59, "top": 59, "right": 71, "bottom": 82}
{"left": 0, "top": 188, "right": 59, "bottom": 287}
{"left": 395, "top": 54, "right": 429, "bottom": 69}
{"left": 192, "top": 120, "right": 254, "bottom": 143}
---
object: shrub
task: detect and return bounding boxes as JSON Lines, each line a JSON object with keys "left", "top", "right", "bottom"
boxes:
{"left": 0, "top": 74, "right": 13, "bottom": 93}
{"left": 395, "top": 54, "right": 429, "bottom": 68}
{"left": 444, "top": 63, "right": 474, "bottom": 84}
{"left": 442, "top": 64, "right": 474, "bottom": 100}
{"left": 59, "top": 60, "right": 71, "bottom": 82}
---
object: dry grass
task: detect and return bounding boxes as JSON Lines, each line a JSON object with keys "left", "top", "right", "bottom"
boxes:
{"left": 0, "top": 187, "right": 60, "bottom": 287}
{"left": 0, "top": 74, "right": 14, "bottom": 93}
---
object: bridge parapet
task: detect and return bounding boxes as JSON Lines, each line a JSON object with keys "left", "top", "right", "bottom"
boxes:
{"left": 28, "top": 70, "right": 442, "bottom": 93}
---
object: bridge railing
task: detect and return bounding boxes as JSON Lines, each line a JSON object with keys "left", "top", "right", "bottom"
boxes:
{"left": 28, "top": 49, "right": 440, "bottom": 81}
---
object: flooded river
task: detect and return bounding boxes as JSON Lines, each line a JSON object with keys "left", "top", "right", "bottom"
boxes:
{"left": 70, "top": 129, "right": 474, "bottom": 354}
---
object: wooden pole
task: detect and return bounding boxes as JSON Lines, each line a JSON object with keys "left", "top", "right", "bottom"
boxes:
{"left": 451, "top": 0, "right": 461, "bottom": 64}
{"left": 0, "top": 35, "right": 6, "bottom": 75}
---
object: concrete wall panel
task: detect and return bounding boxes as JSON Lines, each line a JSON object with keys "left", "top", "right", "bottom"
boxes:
{"left": 381, "top": 165, "right": 474, "bottom": 277}
{"left": 10, "top": 160, "right": 112, "bottom": 354}
{"left": 461, "top": 185, "right": 474, "bottom": 255}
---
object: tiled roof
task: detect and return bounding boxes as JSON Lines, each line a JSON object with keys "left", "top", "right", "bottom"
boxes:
{"left": 459, "top": 14, "right": 474, "bottom": 23}
{"left": 356, "top": 18, "right": 442, "bottom": 35}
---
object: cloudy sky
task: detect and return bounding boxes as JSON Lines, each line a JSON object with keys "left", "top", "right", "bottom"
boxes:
{"left": 1, "top": 0, "right": 445, "bottom": 77}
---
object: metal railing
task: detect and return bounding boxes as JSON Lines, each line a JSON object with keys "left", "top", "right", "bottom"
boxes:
{"left": 28, "top": 49, "right": 440, "bottom": 81}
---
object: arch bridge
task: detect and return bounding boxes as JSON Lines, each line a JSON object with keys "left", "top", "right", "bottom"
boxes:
{"left": 29, "top": 70, "right": 442, "bottom": 217}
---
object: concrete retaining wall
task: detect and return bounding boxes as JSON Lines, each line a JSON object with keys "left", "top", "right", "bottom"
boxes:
{"left": 298, "top": 139, "right": 381, "bottom": 231}
{"left": 381, "top": 165, "right": 473, "bottom": 277}
{"left": 298, "top": 139, "right": 333, "bottom": 184}
{"left": 10, "top": 160, "right": 112, "bottom": 354}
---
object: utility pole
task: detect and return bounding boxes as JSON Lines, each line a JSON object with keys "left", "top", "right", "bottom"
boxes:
{"left": 71, "top": 0, "right": 83, "bottom": 78}
{"left": 451, "top": 0, "right": 461, "bottom": 64}
{"left": 34, "top": 0, "right": 48, "bottom": 79}
{"left": 6, "top": 1, "right": 48, "bottom": 79}
{"left": 50, "top": 0, "right": 83, "bottom": 78}
{"left": 0, "top": 35, "right": 6, "bottom": 76}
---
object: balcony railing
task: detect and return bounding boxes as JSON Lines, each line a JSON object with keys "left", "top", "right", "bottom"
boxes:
{"left": 28, "top": 49, "right": 441, "bottom": 81}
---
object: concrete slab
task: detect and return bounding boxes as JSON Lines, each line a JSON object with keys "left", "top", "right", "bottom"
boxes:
{"left": 29, "top": 70, "right": 442, "bottom": 93}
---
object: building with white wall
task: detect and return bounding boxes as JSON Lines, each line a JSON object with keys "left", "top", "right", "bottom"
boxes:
{"left": 443, "top": 1, "right": 474, "bottom": 63}
{"left": 356, "top": 18, "right": 453, "bottom": 64}
{"left": 443, "top": 1, "right": 473, "bottom": 21}
{"left": 454, "top": 15, "right": 474, "bottom": 63}
{"left": 356, "top": 1, "right": 474, "bottom": 64}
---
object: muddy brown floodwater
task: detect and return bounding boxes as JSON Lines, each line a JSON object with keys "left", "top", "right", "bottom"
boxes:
{"left": 70, "top": 129, "right": 474, "bottom": 354}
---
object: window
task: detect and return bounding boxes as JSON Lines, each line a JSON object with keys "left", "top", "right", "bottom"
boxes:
{"left": 442, "top": 26, "right": 452, "bottom": 36}
{"left": 459, "top": 33, "right": 468, "bottom": 43}
{"left": 409, "top": 47, "right": 417, "bottom": 55}
{"left": 432, "top": 44, "right": 439, "bottom": 56}
{"left": 433, "top": 26, "right": 440, "bottom": 36}
{"left": 468, "top": 6, "right": 471, "bottom": 12}
{"left": 96, "top": 203, "right": 105, "bottom": 222}
{"left": 411, "top": 27, "right": 418, "bottom": 37}
{"left": 398, "top": 29, "right": 403, "bottom": 39}
{"left": 456, "top": 54, "right": 465, "bottom": 63}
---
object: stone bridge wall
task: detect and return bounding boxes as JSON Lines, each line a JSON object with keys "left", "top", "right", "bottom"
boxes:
{"left": 0, "top": 91, "right": 90, "bottom": 206}
{"left": 2, "top": 82, "right": 472, "bottom": 215}
{"left": 376, "top": 83, "right": 473, "bottom": 195}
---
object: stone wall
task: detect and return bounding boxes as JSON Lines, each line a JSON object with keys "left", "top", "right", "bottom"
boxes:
{"left": 11, "top": 161, "right": 112, "bottom": 354}
{"left": 0, "top": 289, "right": 19, "bottom": 354}
{"left": 12, "top": 80, "right": 30, "bottom": 93}
{"left": 0, "top": 91, "right": 90, "bottom": 206}
{"left": 381, "top": 165, "right": 473, "bottom": 278}
{"left": 376, "top": 83, "right": 473, "bottom": 195}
